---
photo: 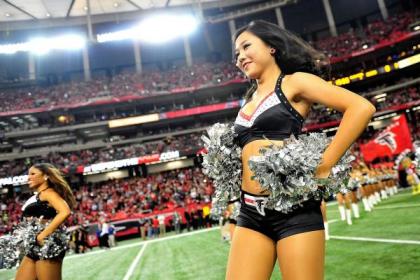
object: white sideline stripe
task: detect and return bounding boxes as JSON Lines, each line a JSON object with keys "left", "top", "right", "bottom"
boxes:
{"left": 375, "top": 203, "right": 420, "bottom": 210}
{"left": 64, "top": 227, "right": 218, "bottom": 260}
{"left": 122, "top": 243, "right": 148, "bottom": 280}
{"left": 0, "top": 227, "right": 218, "bottom": 273}
{"left": 329, "top": 203, "right": 420, "bottom": 213}
{"left": 330, "top": 235, "right": 420, "bottom": 245}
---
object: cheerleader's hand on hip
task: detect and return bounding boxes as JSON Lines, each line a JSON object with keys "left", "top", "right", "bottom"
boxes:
{"left": 315, "top": 164, "right": 331, "bottom": 187}
{"left": 36, "top": 232, "right": 46, "bottom": 246}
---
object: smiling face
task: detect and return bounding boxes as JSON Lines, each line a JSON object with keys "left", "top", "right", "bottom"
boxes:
{"left": 234, "top": 31, "right": 277, "bottom": 80}
{"left": 28, "top": 166, "right": 47, "bottom": 190}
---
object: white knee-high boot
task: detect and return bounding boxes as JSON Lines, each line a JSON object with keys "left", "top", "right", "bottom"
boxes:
{"left": 352, "top": 203, "right": 360, "bottom": 218}
{"left": 324, "top": 222, "right": 330, "bottom": 240}
{"left": 369, "top": 195, "right": 376, "bottom": 208}
{"left": 362, "top": 197, "right": 371, "bottom": 212}
{"left": 346, "top": 209, "right": 352, "bottom": 225}
{"left": 375, "top": 192, "right": 381, "bottom": 203}
{"left": 338, "top": 205, "right": 346, "bottom": 221}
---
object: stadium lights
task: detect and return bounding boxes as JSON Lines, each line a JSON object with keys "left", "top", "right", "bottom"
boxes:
{"left": 97, "top": 14, "right": 199, "bottom": 44}
{"left": 0, "top": 43, "right": 30, "bottom": 54}
{"left": 373, "top": 93, "right": 387, "bottom": 99}
{"left": 0, "top": 34, "right": 86, "bottom": 55}
{"left": 29, "top": 35, "right": 86, "bottom": 55}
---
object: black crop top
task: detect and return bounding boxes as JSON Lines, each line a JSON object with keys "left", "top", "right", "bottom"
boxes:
{"left": 234, "top": 74, "right": 304, "bottom": 148}
{"left": 21, "top": 192, "right": 57, "bottom": 219}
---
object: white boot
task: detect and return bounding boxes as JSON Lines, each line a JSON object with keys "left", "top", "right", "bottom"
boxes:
{"left": 324, "top": 222, "right": 330, "bottom": 240}
{"left": 381, "top": 190, "right": 388, "bottom": 199}
{"left": 375, "top": 192, "right": 381, "bottom": 203}
{"left": 352, "top": 203, "right": 360, "bottom": 218}
{"left": 338, "top": 205, "right": 346, "bottom": 221}
{"left": 387, "top": 187, "right": 393, "bottom": 196}
{"left": 362, "top": 198, "right": 371, "bottom": 212}
{"left": 369, "top": 195, "right": 375, "bottom": 208}
{"left": 393, "top": 186, "right": 398, "bottom": 193}
{"left": 346, "top": 209, "right": 352, "bottom": 225}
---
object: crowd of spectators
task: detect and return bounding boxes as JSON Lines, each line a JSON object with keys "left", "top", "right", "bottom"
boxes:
{"left": 0, "top": 62, "right": 243, "bottom": 115}
{"left": 305, "top": 82, "right": 419, "bottom": 126}
{"left": 312, "top": 11, "right": 417, "bottom": 59}
{"left": 0, "top": 10, "right": 418, "bottom": 115}
{"left": 1, "top": 80, "right": 418, "bottom": 177}
{"left": 0, "top": 167, "right": 214, "bottom": 234}
{"left": 0, "top": 132, "right": 204, "bottom": 177}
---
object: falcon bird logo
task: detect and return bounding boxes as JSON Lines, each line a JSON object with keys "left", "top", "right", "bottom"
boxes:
{"left": 374, "top": 131, "right": 397, "bottom": 151}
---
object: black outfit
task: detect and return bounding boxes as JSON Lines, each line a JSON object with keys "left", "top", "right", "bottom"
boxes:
{"left": 238, "top": 191, "right": 323, "bottom": 241}
{"left": 234, "top": 73, "right": 304, "bottom": 148}
{"left": 22, "top": 192, "right": 56, "bottom": 220}
{"left": 233, "top": 73, "right": 324, "bottom": 241}
{"left": 21, "top": 190, "right": 66, "bottom": 261}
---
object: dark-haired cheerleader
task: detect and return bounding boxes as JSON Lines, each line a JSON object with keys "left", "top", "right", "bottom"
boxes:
{"left": 15, "top": 163, "right": 76, "bottom": 280}
{"left": 226, "top": 20, "right": 375, "bottom": 279}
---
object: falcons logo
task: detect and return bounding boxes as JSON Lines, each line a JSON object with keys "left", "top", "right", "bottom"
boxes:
{"left": 254, "top": 197, "right": 268, "bottom": 216}
{"left": 374, "top": 131, "right": 397, "bottom": 151}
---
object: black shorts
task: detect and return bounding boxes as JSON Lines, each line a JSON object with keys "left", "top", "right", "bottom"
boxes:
{"left": 26, "top": 248, "right": 66, "bottom": 261}
{"left": 228, "top": 218, "right": 237, "bottom": 225}
{"left": 237, "top": 191, "right": 324, "bottom": 242}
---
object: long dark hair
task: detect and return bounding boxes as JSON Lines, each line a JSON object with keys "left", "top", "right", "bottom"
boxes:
{"left": 32, "top": 163, "right": 76, "bottom": 210}
{"left": 233, "top": 20, "right": 330, "bottom": 101}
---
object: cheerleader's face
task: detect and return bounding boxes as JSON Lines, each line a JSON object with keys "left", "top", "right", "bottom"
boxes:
{"left": 234, "top": 31, "right": 275, "bottom": 79}
{"left": 27, "top": 167, "right": 46, "bottom": 189}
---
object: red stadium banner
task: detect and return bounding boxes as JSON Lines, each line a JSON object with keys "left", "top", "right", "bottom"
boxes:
{"left": 360, "top": 115, "right": 413, "bottom": 162}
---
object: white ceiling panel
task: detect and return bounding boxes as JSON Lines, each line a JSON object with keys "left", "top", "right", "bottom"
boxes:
{"left": 0, "top": 1, "right": 32, "bottom": 21}
{"left": 42, "top": 0, "right": 74, "bottom": 18}
{"left": 9, "top": 0, "right": 49, "bottom": 19}
{"left": 0, "top": 0, "right": 223, "bottom": 22}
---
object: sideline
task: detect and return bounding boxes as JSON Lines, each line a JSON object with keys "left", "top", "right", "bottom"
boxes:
{"left": 122, "top": 243, "right": 148, "bottom": 280}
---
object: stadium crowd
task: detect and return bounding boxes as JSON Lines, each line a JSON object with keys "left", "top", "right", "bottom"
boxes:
{"left": 1, "top": 79, "right": 418, "bottom": 177}
{"left": 0, "top": 10, "right": 417, "bottom": 115}
{"left": 313, "top": 11, "right": 416, "bottom": 58}
{"left": 0, "top": 62, "right": 243, "bottom": 114}
{"left": 0, "top": 167, "right": 213, "bottom": 235}
{"left": 0, "top": 132, "right": 204, "bottom": 177}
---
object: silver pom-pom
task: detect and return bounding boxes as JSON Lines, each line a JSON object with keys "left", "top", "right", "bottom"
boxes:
{"left": 230, "top": 201, "right": 241, "bottom": 221}
{"left": 201, "top": 123, "right": 242, "bottom": 218}
{"left": 249, "top": 133, "right": 355, "bottom": 213}
{"left": 0, "top": 235, "right": 20, "bottom": 269}
{"left": 0, "top": 217, "right": 69, "bottom": 268}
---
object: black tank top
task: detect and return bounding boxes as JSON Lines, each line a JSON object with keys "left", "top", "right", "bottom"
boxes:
{"left": 234, "top": 74, "right": 304, "bottom": 148}
{"left": 21, "top": 190, "right": 57, "bottom": 219}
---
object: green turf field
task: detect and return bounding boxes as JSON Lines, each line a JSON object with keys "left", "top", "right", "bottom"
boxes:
{"left": 2, "top": 189, "right": 419, "bottom": 280}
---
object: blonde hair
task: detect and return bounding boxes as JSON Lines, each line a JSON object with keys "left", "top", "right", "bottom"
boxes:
{"left": 32, "top": 163, "right": 76, "bottom": 209}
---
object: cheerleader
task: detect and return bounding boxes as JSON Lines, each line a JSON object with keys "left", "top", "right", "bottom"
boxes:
{"left": 15, "top": 163, "right": 76, "bottom": 280}
{"left": 226, "top": 20, "right": 375, "bottom": 279}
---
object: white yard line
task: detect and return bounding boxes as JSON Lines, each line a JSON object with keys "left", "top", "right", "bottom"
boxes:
{"left": 122, "top": 243, "right": 148, "bottom": 280}
{"left": 65, "top": 227, "right": 218, "bottom": 260}
{"left": 330, "top": 235, "right": 420, "bottom": 245}
{"left": 374, "top": 203, "right": 420, "bottom": 210}
{"left": 0, "top": 227, "right": 218, "bottom": 273}
{"left": 328, "top": 203, "right": 420, "bottom": 213}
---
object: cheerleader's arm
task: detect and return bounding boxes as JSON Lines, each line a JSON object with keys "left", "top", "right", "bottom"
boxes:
{"left": 36, "top": 191, "right": 71, "bottom": 245}
{"left": 289, "top": 72, "right": 376, "bottom": 178}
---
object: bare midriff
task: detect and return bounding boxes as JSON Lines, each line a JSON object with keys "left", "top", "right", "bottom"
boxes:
{"left": 241, "top": 138, "right": 284, "bottom": 195}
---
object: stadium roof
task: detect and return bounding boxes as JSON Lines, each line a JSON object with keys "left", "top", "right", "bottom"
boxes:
{"left": 0, "top": 0, "right": 215, "bottom": 21}
{"left": 0, "top": 0, "right": 266, "bottom": 21}
{"left": 0, "top": 0, "right": 264, "bottom": 31}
